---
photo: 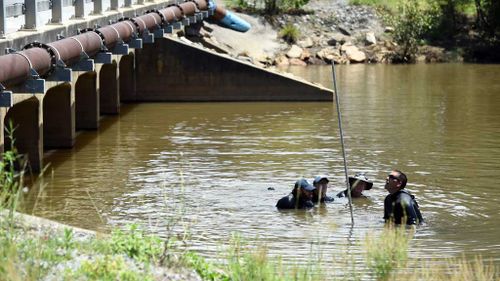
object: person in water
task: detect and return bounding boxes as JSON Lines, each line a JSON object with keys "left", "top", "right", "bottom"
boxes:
{"left": 336, "top": 173, "right": 373, "bottom": 198}
{"left": 383, "top": 169, "right": 424, "bottom": 225}
{"left": 312, "top": 175, "right": 334, "bottom": 203}
{"left": 276, "top": 178, "right": 316, "bottom": 209}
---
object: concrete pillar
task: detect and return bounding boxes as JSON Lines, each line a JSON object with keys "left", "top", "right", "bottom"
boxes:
{"left": 137, "top": 0, "right": 144, "bottom": 4}
{"left": 24, "top": 0, "right": 39, "bottom": 30}
{"left": 99, "top": 61, "right": 120, "bottom": 114}
{"left": 51, "top": 0, "right": 63, "bottom": 23}
{"left": 120, "top": 53, "right": 136, "bottom": 102}
{"left": 1, "top": 0, "right": 7, "bottom": 37}
{"left": 94, "top": 0, "right": 103, "bottom": 14}
{"left": 111, "top": 0, "right": 119, "bottom": 10}
{"left": 4, "top": 97, "right": 43, "bottom": 173}
{"left": 75, "top": 72, "right": 99, "bottom": 130}
{"left": 124, "top": 0, "right": 132, "bottom": 7}
{"left": 75, "top": 0, "right": 85, "bottom": 18}
{"left": 43, "top": 83, "right": 75, "bottom": 148}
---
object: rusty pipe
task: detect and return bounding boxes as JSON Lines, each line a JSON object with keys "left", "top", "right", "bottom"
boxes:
{"left": 1, "top": 1, "right": 213, "bottom": 87}
{"left": 47, "top": 32, "right": 102, "bottom": 66}
{"left": 98, "top": 21, "right": 135, "bottom": 50}
{"left": 0, "top": 48, "right": 52, "bottom": 87}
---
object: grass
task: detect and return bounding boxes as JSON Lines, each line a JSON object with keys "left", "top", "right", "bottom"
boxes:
{"left": 280, "top": 24, "right": 301, "bottom": 44}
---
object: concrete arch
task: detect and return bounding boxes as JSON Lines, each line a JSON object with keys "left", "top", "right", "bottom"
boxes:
{"left": 100, "top": 60, "right": 120, "bottom": 115}
{"left": 120, "top": 52, "right": 136, "bottom": 102}
{"left": 75, "top": 71, "right": 99, "bottom": 130}
{"left": 43, "top": 83, "right": 74, "bottom": 148}
{"left": 4, "top": 96, "right": 42, "bottom": 173}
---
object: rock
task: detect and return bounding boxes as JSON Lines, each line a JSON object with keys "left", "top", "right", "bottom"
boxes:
{"left": 317, "top": 47, "right": 339, "bottom": 60}
{"left": 384, "top": 26, "right": 395, "bottom": 33}
{"left": 297, "top": 37, "right": 314, "bottom": 48}
{"left": 274, "top": 55, "right": 289, "bottom": 66}
{"left": 300, "top": 49, "right": 311, "bottom": 61}
{"left": 289, "top": 58, "right": 307, "bottom": 66}
{"left": 307, "top": 56, "right": 327, "bottom": 65}
{"left": 365, "top": 32, "right": 376, "bottom": 45}
{"left": 416, "top": 55, "right": 427, "bottom": 63}
{"left": 327, "top": 33, "right": 349, "bottom": 46}
{"left": 316, "top": 47, "right": 346, "bottom": 64}
{"left": 342, "top": 44, "right": 366, "bottom": 63}
{"left": 286, "top": 45, "right": 303, "bottom": 58}
{"left": 338, "top": 25, "right": 352, "bottom": 36}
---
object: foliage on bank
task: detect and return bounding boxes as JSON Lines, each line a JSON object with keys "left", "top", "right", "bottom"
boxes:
{"left": 227, "top": 0, "right": 311, "bottom": 15}
{"left": 351, "top": 0, "right": 500, "bottom": 62}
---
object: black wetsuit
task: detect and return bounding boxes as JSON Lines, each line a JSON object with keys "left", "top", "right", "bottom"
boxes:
{"left": 336, "top": 189, "right": 367, "bottom": 198}
{"left": 383, "top": 189, "right": 423, "bottom": 225}
{"left": 336, "top": 189, "right": 349, "bottom": 198}
{"left": 312, "top": 195, "right": 335, "bottom": 203}
{"left": 276, "top": 194, "right": 314, "bottom": 209}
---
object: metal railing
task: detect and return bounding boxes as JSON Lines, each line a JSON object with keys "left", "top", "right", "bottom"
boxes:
{"left": 0, "top": 0, "right": 149, "bottom": 37}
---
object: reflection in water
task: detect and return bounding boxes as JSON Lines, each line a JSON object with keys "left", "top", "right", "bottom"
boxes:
{"left": 26, "top": 64, "right": 500, "bottom": 271}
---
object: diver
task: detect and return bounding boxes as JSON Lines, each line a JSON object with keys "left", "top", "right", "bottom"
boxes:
{"left": 276, "top": 178, "right": 316, "bottom": 209}
{"left": 336, "top": 173, "right": 373, "bottom": 198}
{"left": 383, "top": 169, "right": 424, "bottom": 225}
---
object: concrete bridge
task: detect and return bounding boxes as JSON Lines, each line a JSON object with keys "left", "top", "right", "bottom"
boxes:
{"left": 0, "top": 0, "right": 333, "bottom": 173}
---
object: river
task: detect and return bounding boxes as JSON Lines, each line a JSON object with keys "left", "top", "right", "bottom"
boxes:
{"left": 25, "top": 63, "right": 500, "bottom": 275}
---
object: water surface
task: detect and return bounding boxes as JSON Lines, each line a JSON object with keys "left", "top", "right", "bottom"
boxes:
{"left": 27, "top": 63, "right": 500, "bottom": 274}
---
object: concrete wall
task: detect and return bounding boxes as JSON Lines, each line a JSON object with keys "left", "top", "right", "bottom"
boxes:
{"left": 135, "top": 37, "right": 333, "bottom": 102}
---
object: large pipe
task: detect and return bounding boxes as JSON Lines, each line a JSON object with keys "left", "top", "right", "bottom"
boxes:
{"left": 210, "top": 1, "right": 251, "bottom": 32}
{"left": 0, "top": 48, "right": 52, "bottom": 87}
{"left": 0, "top": 0, "right": 214, "bottom": 88}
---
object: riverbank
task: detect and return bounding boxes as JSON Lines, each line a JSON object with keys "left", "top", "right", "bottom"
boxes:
{"left": 185, "top": 0, "right": 484, "bottom": 66}
{"left": 2, "top": 210, "right": 497, "bottom": 280}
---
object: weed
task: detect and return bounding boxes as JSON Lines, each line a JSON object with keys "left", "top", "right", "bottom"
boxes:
{"left": 66, "top": 255, "right": 154, "bottom": 281}
{"left": 280, "top": 24, "right": 300, "bottom": 44}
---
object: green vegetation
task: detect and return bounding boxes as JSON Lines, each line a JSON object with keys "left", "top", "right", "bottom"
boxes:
{"left": 279, "top": 24, "right": 301, "bottom": 44}
{"left": 383, "top": 0, "right": 440, "bottom": 62}
{"left": 350, "top": 0, "right": 500, "bottom": 62}
{"left": 227, "top": 0, "right": 311, "bottom": 15}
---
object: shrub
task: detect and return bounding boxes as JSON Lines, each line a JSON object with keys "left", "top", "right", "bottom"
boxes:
{"left": 279, "top": 24, "right": 300, "bottom": 44}
{"left": 382, "top": 0, "right": 440, "bottom": 63}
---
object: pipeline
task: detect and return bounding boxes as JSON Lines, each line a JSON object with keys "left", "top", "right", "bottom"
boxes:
{"left": 209, "top": 0, "right": 251, "bottom": 33}
{"left": 0, "top": 0, "right": 210, "bottom": 89}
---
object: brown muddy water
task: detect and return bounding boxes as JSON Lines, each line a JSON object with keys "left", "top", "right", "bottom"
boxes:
{"left": 26, "top": 63, "right": 500, "bottom": 275}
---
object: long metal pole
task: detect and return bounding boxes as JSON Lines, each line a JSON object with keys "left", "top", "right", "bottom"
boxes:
{"left": 332, "top": 61, "right": 354, "bottom": 225}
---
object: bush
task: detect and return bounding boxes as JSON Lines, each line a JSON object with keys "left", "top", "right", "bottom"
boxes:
{"left": 228, "top": 0, "right": 310, "bottom": 15}
{"left": 279, "top": 24, "right": 300, "bottom": 44}
{"left": 382, "top": 0, "right": 440, "bottom": 63}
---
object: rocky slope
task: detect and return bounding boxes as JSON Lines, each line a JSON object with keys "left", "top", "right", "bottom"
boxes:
{"left": 186, "top": 0, "right": 450, "bottom": 66}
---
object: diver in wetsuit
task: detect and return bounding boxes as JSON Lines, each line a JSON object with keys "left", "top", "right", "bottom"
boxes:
{"left": 312, "top": 175, "right": 334, "bottom": 203}
{"left": 383, "top": 170, "right": 424, "bottom": 225}
{"left": 337, "top": 173, "right": 374, "bottom": 198}
{"left": 276, "top": 178, "right": 315, "bottom": 209}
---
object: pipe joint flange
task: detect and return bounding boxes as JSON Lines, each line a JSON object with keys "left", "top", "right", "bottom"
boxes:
{"left": 119, "top": 17, "right": 141, "bottom": 35}
{"left": 80, "top": 28, "right": 106, "bottom": 50}
{"left": 22, "top": 41, "right": 57, "bottom": 76}
{"left": 167, "top": 4, "right": 185, "bottom": 18}
{"left": 146, "top": 9, "right": 166, "bottom": 26}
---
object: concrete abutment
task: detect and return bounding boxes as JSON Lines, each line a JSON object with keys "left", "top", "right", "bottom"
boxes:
{"left": 4, "top": 96, "right": 42, "bottom": 173}
{"left": 43, "top": 83, "right": 74, "bottom": 149}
